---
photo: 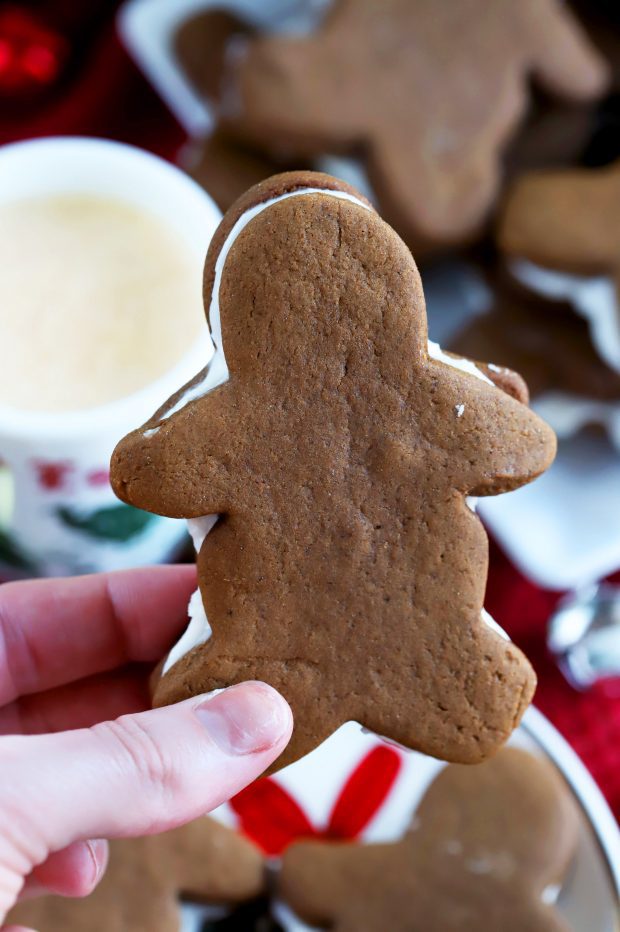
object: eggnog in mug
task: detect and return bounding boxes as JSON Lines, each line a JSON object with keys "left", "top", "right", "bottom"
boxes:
{"left": 0, "top": 193, "right": 205, "bottom": 413}
{"left": 0, "top": 137, "right": 221, "bottom": 578}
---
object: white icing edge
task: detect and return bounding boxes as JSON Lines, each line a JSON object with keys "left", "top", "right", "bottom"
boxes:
{"left": 541, "top": 883, "right": 561, "bottom": 906}
{"left": 533, "top": 391, "right": 620, "bottom": 450}
{"left": 162, "top": 515, "right": 218, "bottom": 675}
{"left": 187, "top": 514, "right": 218, "bottom": 551}
{"left": 162, "top": 587, "right": 211, "bottom": 674}
{"left": 511, "top": 259, "right": 620, "bottom": 374}
{"left": 481, "top": 608, "right": 509, "bottom": 641}
{"left": 428, "top": 340, "right": 492, "bottom": 385}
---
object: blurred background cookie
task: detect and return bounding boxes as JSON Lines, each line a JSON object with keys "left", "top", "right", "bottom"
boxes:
{"left": 279, "top": 748, "right": 580, "bottom": 931}
{"left": 8, "top": 818, "right": 266, "bottom": 931}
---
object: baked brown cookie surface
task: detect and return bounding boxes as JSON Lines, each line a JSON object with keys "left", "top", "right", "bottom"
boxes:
{"left": 9, "top": 818, "right": 264, "bottom": 932}
{"left": 111, "top": 171, "right": 555, "bottom": 771}
{"left": 222, "top": 0, "right": 607, "bottom": 254}
{"left": 279, "top": 748, "right": 580, "bottom": 931}
{"left": 499, "top": 159, "right": 620, "bottom": 276}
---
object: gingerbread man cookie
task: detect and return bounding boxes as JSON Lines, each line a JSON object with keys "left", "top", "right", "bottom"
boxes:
{"left": 111, "top": 171, "right": 555, "bottom": 771}
{"left": 279, "top": 748, "right": 580, "bottom": 931}
{"left": 9, "top": 817, "right": 265, "bottom": 932}
{"left": 221, "top": 0, "right": 608, "bottom": 253}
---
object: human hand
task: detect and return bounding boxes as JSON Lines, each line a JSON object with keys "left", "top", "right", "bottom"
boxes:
{"left": 0, "top": 566, "right": 292, "bottom": 928}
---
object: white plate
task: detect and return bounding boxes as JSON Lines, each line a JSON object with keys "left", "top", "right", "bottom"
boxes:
{"left": 477, "top": 432, "right": 620, "bottom": 590}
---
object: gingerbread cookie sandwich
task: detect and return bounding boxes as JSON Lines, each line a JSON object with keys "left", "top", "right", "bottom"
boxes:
{"left": 279, "top": 748, "right": 580, "bottom": 931}
{"left": 112, "top": 171, "right": 555, "bottom": 772}
{"left": 452, "top": 279, "right": 620, "bottom": 406}
{"left": 9, "top": 817, "right": 265, "bottom": 932}
{"left": 218, "top": 0, "right": 608, "bottom": 255}
{"left": 498, "top": 159, "right": 620, "bottom": 447}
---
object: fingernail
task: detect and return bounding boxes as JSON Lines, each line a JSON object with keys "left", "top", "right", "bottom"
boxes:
{"left": 194, "top": 682, "right": 291, "bottom": 755}
{"left": 86, "top": 839, "right": 108, "bottom": 885}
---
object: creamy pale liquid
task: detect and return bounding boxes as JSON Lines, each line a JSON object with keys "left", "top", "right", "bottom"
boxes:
{"left": 0, "top": 194, "right": 205, "bottom": 412}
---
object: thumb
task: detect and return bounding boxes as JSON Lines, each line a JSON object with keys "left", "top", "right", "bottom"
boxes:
{"left": 2, "top": 681, "right": 291, "bottom": 866}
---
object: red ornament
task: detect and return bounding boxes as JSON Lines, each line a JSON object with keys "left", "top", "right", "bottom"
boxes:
{"left": 0, "top": 5, "right": 67, "bottom": 95}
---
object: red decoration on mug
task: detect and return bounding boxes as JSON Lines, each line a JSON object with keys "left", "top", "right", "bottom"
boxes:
{"left": 33, "top": 460, "right": 74, "bottom": 491}
{"left": 86, "top": 468, "right": 110, "bottom": 487}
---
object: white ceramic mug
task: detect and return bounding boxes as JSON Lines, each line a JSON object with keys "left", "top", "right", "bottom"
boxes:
{"left": 0, "top": 137, "right": 221, "bottom": 578}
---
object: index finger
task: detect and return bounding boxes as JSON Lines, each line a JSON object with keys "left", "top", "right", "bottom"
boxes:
{"left": 0, "top": 564, "right": 196, "bottom": 705}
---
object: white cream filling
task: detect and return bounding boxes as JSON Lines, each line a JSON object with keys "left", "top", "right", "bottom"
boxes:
{"left": 428, "top": 340, "right": 492, "bottom": 385}
{"left": 162, "top": 516, "right": 220, "bottom": 675}
{"left": 511, "top": 258, "right": 620, "bottom": 374}
{"left": 187, "top": 514, "right": 218, "bottom": 551}
{"left": 162, "top": 587, "right": 211, "bottom": 674}
{"left": 481, "top": 608, "right": 509, "bottom": 641}
{"left": 157, "top": 187, "right": 504, "bottom": 672}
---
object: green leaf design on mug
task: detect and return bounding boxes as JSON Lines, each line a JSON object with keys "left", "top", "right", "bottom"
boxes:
{"left": 0, "top": 528, "right": 36, "bottom": 570}
{"left": 56, "top": 504, "right": 156, "bottom": 541}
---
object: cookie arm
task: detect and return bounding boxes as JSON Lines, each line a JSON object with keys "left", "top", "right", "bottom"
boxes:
{"left": 279, "top": 842, "right": 372, "bottom": 929}
{"left": 110, "top": 385, "right": 238, "bottom": 518}
{"left": 499, "top": 167, "right": 620, "bottom": 272}
{"left": 230, "top": 29, "right": 363, "bottom": 152}
{"left": 468, "top": 391, "right": 556, "bottom": 496}
{"left": 150, "top": 820, "right": 265, "bottom": 905}
{"left": 528, "top": 0, "right": 609, "bottom": 102}
{"left": 422, "top": 361, "right": 556, "bottom": 495}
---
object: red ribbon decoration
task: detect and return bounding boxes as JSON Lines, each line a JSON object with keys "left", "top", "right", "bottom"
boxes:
{"left": 231, "top": 744, "right": 402, "bottom": 855}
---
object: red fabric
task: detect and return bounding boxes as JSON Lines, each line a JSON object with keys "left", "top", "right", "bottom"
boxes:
{"left": 3, "top": 2, "right": 618, "bottom": 826}
{"left": 486, "top": 542, "right": 620, "bottom": 821}
{"left": 231, "top": 746, "right": 402, "bottom": 855}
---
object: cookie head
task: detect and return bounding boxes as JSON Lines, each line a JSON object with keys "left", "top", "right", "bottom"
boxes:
{"left": 112, "top": 171, "right": 555, "bottom": 772}
{"left": 223, "top": 0, "right": 608, "bottom": 252}
{"left": 279, "top": 748, "right": 580, "bottom": 931}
